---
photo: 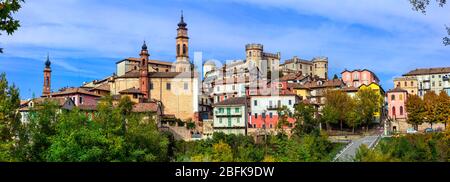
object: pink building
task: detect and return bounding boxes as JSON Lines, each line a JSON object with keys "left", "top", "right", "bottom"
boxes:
{"left": 387, "top": 87, "right": 408, "bottom": 120}
{"left": 341, "top": 69, "right": 380, "bottom": 88}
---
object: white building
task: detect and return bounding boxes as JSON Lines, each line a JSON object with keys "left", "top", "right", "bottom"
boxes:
{"left": 213, "top": 97, "right": 248, "bottom": 135}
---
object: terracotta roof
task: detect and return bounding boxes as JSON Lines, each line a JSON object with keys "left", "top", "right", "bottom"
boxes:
{"left": 117, "top": 57, "right": 173, "bottom": 66}
{"left": 119, "top": 87, "right": 144, "bottom": 95}
{"left": 303, "top": 79, "right": 344, "bottom": 89}
{"left": 51, "top": 88, "right": 101, "bottom": 97}
{"left": 281, "top": 72, "right": 307, "bottom": 81}
{"left": 403, "top": 67, "right": 450, "bottom": 76}
{"left": 287, "top": 83, "right": 311, "bottom": 90}
{"left": 91, "top": 83, "right": 110, "bottom": 92}
{"left": 132, "top": 102, "right": 158, "bottom": 113}
{"left": 214, "top": 97, "right": 247, "bottom": 106}
{"left": 117, "top": 70, "right": 198, "bottom": 79}
{"left": 387, "top": 87, "right": 407, "bottom": 93}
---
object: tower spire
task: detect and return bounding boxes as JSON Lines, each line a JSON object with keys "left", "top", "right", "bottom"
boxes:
{"left": 178, "top": 10, "right": 187, "bottom": 28}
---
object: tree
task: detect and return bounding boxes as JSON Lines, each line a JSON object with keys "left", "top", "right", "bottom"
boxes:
{"left": 211, "top": 141, "right": 233, "bottom": 162}
{"left": 405, "top": 94, "right": 425, "bottom": 130}
{"left": 0, "top": 0, "right": 25, "bottom": 53}
{"left": 322, "top": 89, "right": 354, "bottom": 132}
{"left": 292, "top": 102, "right": 319, "bottom": 136}
{"left": 276, "top": 105, "right": 291, "bottom": 134}
{"left": 0, "top": 72, "right": 21, "bottom": 161}
{"left": 355, "top": 88, "right": 383, "bottom": 132}
{"left": 345, "top": 98, "right": 362, "bottom": 134}
{"left": 423, "top": 91, "right": 439, "bottom": 129}
{"left": 409, "top": 0, "right": 449, "bottom": 45}
{"left": 436, "top": 92, "right": 450, "bottom": 129}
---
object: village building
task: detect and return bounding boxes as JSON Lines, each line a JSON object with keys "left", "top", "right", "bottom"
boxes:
{"left": 213, "top": 97, "right": 248, "bottom": 135}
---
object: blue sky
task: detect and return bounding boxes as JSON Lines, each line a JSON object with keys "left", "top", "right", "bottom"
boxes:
{"left": 0, "top": 0, "right": 449, "bottom": 99}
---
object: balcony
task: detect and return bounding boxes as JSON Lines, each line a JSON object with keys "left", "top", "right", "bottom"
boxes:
{"left": 267, "top": 106, "right": 281, "bottom": 110}
{"left": 215, "top": 111, "right": 242, "bottom": 117}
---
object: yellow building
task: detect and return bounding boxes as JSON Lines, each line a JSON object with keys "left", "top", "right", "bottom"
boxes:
{"left": 108, "top": 13, "right": 199, "bottom": 121}
{"left": 393, "top": 77, "right": 418, "bottom": 95}
{"left": 287, "top": 83, "right": 311, "bottom": 100}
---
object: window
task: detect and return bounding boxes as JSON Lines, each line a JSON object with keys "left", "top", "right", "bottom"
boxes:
{"left": 400, "top": 106, "right": 404, "bottom": 116}
{"left": 254, "top": 100, "right": 257, "bottom": 106}
{"left": 269, "top": 101, "right": 272, "bottom": 107}
{"left": 315, "top": 64, "right": 317, "bottom": 68}
{"left": 237, "top": 117, "right": 240, "bottom": 123}
{"left": 439, "top": 81, "right": 442, "bottom": 87}
{"left": 300, "top": 64, "right": 302, "bottom": 69}
{"left": 184, "top": 83, "right": 188, "bottom": 90}
{"left": 432, "top": 75, "right": 435, "bottom": 78}
{"left": 79, "top": 96, "right": 83, "bottom": 104}
{"left": 217, "top": 86, "right": 220, "bottom": 92}
{"left": 177, "top": 44, "right": 180, "bottom": 56}
{"left": 404, "top": 81, "right": 407, "bottom": 87}
{"left": 270, "top": 124, "right": 273, "bottom": 128}
{"left": 219, "top": 118, "right": 222, "bottom": 124}
{"left": 432, "top": 82, "right": 435, "bottom": 87}
{"left": 182, "top": 44, "right": 187, "bottom": 55}
{"left": 289, "top": 100, "right": 292, "bottom": 105}
{"left": 149, "top": 83, "right": 153, "bottom": 90}
{"left": 310, "top": 66, "right": 312, "bottom": 71}
{"left": 235, "top": 108, "right": 240, "bottom": 113}
{"left": 262, "top": 112, "right": 266, "bottom": 118}
{"left": 219, "top": 108, "right": 224, "bottom": 113}
{"left": 166, "top": 83, "right": 171, "bottom": 90}
{"left": 392, "top": 106, "right": 396, "bottom": 116}
{"left": 411, "top": 81, "right": 414, "bottom": 87}
{"left": 232, "top": 85, "right": 235, "bottom": 90}
{"left": 133, "top": 94, "right": 138, "bottom": 99}
{"left": 269, "top": 112, "right": 273, "bottom": 118}
{"left": 391, "top": 95, "right": 395, "bottom": 101}
{"left": 254, "top": 113, "right": 258, "bottom": 119}
{"left": 278, "top": 100, "right": 281, "bottom": 107}
{"left": 325, "top": 64, "right": 327, "bottom": 68}
{"left": 400, "top": 94, "right": 403, "bottom": 101}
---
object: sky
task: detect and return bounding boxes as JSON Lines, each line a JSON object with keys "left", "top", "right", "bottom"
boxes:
{"left": 0, "top": 0, "right": 449, "bottom": 99}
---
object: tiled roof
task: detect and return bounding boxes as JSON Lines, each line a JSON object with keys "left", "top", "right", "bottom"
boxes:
{"left": 51, "top": 88, "right": 101, "bottom": 97}
{"left": 214, "top": 97, "right": 247, "bottom": 106}
{"left": 117, "top": 70, "right": 198, "bottom": 79}
{"left": 91, "top": 83, "right": 110, "bottom": 92}
{"left": 281, "top": 72, "right": 307, "bottom": 81}
{"left": 287, "top": 83, "right": 311, "bottom": 90}
{"left": 403, "top": 67, "right": 450, "bottom": 76}
{"left": 117, "top": 57, "right": 173, "bottom": 66}
{"left": 303, "top": 79, "right": 344, "bottom": 89}
{"left": 132, "top": 102, "right": 159, "bottom": 113}
{"left": 119, "top": 87, "right": 144, "bottom": 94}
{"left": 387, "top": 87, "right": 407, "bottom": 93}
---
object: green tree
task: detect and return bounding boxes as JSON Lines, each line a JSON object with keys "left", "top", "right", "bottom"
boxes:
{"left": 292, "top": 102, "right": 319, "bottom": 136}
{"left": 0, "top": 72, "right": 21, "bottom": 161}
{"left": 277, "top": 105, "right": 291, "bottom": 134}
{"left": 355, "top": 88, "right": 382, "bottom": 132}
{"left": 211, "top": 141, "right": 233, "bottom": 162}
{"left": 322, "top": 89, "right": 353, "bottom": 132}
{"left": 0, "top": 0, "right": 25, "bottom": 53}
{"left": 406, "top": 94, "right": 425, "bottom": 130}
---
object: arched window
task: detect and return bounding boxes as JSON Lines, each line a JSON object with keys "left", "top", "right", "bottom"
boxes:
{"left": 249, "top": 51, "right": 252, "bottom": 57}
{"left": 391, "top": 94, "right": 395, "bottom": 101}
{"left": 182, "top": 44, "right": 187, "bottom": 55}
{"left": 400, "top": 106, "right": 404, "bottom": 116}
{"left": 392, "top": 106, "right": 396, "bottom": 116}
{"left": 177, "top": 44, "right": 180, "bottom": 56}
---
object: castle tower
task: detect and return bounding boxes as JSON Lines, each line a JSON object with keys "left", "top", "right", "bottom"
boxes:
{"left": 312, "top": 57, "right": 329, "bottom": 80}
{"left": 139, "top": 41, "right": 149, "bottom": 99}
{"left": 245, "top": 43, "right": 263, "bottom": 68}
{"left": 43, "top": 54, "right": 52, "bottom": 97}
{"left": 174, "top": 11, "right": 191, "bottom": 72}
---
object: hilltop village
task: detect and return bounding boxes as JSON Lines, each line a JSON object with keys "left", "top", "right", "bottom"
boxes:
{"left": 19, "top": 14, "right": 449, "bottom": 141}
